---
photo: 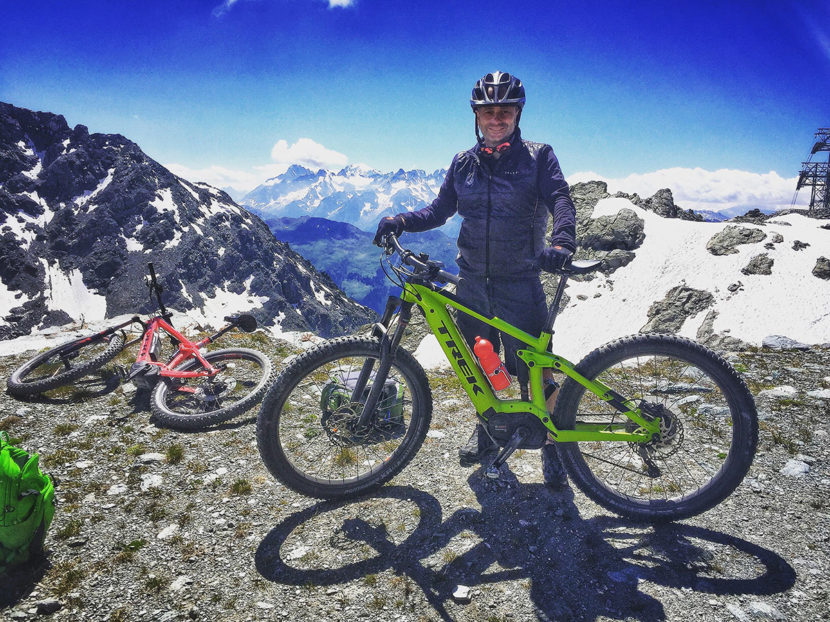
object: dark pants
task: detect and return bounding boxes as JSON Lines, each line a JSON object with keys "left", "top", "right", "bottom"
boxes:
{"left": 455, "top": 272, "right": 548, "bottom": 384}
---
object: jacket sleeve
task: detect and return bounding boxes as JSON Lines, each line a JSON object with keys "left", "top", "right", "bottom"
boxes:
{"left": 398, "top": 155, "right": 459, "bottom": 232}
{"left": 538, "top": 145, "right": 577, "bottom": 253}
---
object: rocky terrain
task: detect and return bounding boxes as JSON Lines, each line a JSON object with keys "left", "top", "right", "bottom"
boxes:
{"left": 1, "top": 324, "right": 828, "bottom": 622}
{"left": 0, "top": 102, "right": 374, "bottom": 340}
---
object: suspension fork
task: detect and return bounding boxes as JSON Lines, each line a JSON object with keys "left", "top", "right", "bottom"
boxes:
{"left": 355, "top": 297, "right": 413, "bottom": 429}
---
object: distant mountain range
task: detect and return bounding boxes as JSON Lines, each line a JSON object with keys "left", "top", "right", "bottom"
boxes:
{"left": 0, "top": 102, "right": 374, "bottom": 341}
{"left": 241, "top": 164, "right": 461, "bottom": 236}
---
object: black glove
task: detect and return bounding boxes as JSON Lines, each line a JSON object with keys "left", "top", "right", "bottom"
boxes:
{"left": 373, "top": 215, "right": 405, "bottom": 246}
{"left": 538, "top": 245, "right": 572, "bottom": 273}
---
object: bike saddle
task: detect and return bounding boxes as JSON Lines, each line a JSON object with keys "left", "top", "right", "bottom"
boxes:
{"left": 568, "top": 259, "right": 602, "bottom": 275}
{"left": 225, "top": 314, "right": 258, "bottom": 332}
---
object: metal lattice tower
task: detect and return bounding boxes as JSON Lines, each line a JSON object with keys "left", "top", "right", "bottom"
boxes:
{"left": 796, "top": 128, "right": 830, "bottom": 214}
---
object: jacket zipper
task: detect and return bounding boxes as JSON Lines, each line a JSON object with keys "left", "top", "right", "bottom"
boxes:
{"left": 485, "top": 172, "right": 492, "bottom": 278}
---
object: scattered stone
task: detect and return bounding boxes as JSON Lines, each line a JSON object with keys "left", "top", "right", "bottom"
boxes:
{"left": 106, "top": 483, "right": 128, "bottom": 496}
{"left": 757, "top": 386, "right": 797, "bottom": 398}
{"left": 140, "top": 473, "right": 163, "bottom": 491}
{"left": 34, "top": 599, "right": 62, "bottom": 615}
{"left": 427, "top": 430, "right": 445, "bottom": 438}
{"left": 747, "top": 601, "right": 786, "bottom": 621}
{"left": 170, "top": 576, "right": 193, "bottom": 592}
{"left": 792, "top": 240, "right": 810, "bottom": 251}
{"left": 727, "top": 282, "right": 744, "bottom": 293}
{"left": 579, "top": 208, "right": 645, "bottom": 252}
{"left": 761, "top": 336, "right": 811, "bottom": 350}
{"left": 780, "top": 459, "right": 810, "bottom": 477}
{"left": 138, "top": 452, "right": 166, "bottom": 464}
{"left": 452, "top": 585, "right": 472, "bottom": 603}
{"left": 741, "top": 254, "right": 773, "bottom": 276}
{"left": 726, "top": 603, "right": 751, "bottom": 622}
{"left": 157, "top": 524, "right": 179, "bottom": 540}
{"left": 641, "top": 286, "right": 713, "bottom": 333}
{"left": 706, "top": 225, "right": 766, "bottom": 255}
{"left": 807, "top": 389, "right": 830, "bottom": 400}
{"left": 812, "top": 256, "right": 830, "bottom": 280}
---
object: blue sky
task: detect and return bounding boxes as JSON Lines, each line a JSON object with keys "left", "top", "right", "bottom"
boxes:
{"left": 2, "top": 0, "right": 828, "bottom": 211}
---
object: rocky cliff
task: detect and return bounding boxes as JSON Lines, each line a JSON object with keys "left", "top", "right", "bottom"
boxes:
{"left": 0, "top": 102, "right": 375, "bottom": 340}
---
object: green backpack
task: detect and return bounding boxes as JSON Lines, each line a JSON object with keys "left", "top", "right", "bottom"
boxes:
{"left": 320, "top": 370, "right": 404, "bottom": 427}
{"left": 0, "top": 432, "right": 55, "bottom": 572}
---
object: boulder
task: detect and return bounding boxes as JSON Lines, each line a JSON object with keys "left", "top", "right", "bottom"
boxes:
{"left": 706, "top": 225, "right": 767, "bottom": 255}
{"left": 741, "top": 253, "right": 774, "bottom": 276}
{"left": 761, "top": 335, "right": 810, "bottom": 350}
{"left": 579, "top": 208, "right": 645, "bottom": 252}
{"left": 640, "top": 188, "right": 702, "bottom": 221}
{"left": 641, "top": 285, "right": 714, "bottom": 333}
{"left": 813, "top": 256, "right": 830, "bottom": 280}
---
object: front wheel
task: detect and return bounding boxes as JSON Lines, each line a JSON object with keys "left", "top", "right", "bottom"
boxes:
{"left": 555, "top": 334, "right": 758, "bottom": 522}
{"left": 7, "top": 332, "right": 126, "bottom": 397}
{"left": 256, "top": 336, "right": 432, "bottom": 499}
{"left": 151, "top": 348, "right": 273, "bottom": 430}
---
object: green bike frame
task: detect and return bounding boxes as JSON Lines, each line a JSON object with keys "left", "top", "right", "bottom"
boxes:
{"left": 401, "top": 281, "right": 660, "bottom": 444}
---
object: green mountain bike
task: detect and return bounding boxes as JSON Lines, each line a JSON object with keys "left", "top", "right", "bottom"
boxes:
{"left": 256, "top": 235, "right": 758, "bottom": 521}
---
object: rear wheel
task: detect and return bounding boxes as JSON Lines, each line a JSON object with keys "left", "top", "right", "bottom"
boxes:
{"left": 555, "top": 334, "right": 758, "bottom": 522}
{"left": 7, "top": 333, "right": 125, "bottom": 397}
{"left": 256, "top": 336, "right": 432, "bottom": 499}
{"left": 151, "top": 348, "right": 273, "bottom": 429}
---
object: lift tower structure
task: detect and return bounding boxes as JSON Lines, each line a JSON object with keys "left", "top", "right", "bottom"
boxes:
{"left": 796, "top": 128, "right": 830, "bottom": 215}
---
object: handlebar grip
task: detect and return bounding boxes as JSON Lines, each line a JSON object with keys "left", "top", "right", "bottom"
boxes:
{"left": 437, "top": 269, "right": 460, "bottom": 285}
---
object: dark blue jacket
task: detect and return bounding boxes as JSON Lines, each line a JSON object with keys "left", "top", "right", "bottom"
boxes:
{"left": 400, "top": 129, "right": 577, "bottom": 277}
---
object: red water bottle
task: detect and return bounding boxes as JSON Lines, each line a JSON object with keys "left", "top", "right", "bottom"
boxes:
{"left": 473, "top": 336, "right": 512, "bottom": 391}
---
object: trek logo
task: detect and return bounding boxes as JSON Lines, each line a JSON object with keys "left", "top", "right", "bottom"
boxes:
{"left": 437, "top": 321, "right": 485, "bottom": 396}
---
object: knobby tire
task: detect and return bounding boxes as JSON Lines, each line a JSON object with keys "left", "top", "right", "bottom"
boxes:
{"left": 7, "top": 333, "right": 126, "bottom": 397}
{"left": 151, "top": 348, "right": 273, "bottom": 430}
{"left": 555, "top": 334, "right": 758, "bottom": 521}
{"left": 256, "top": 336, "right": 432, "bottom": 499}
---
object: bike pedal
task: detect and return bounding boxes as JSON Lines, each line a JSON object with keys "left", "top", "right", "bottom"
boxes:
{"left": 484, "top": 465, "right": 500, "bottom": 479}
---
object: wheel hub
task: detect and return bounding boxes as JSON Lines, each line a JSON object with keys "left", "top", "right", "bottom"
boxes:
{"left": 322, "top": 403, "right": 367, "bottom": 446}
{"left": 629, "top": 401, "right": 685, "bottom": 461}
{"left": 194, "top": 378, "right": 237, "bottom": 404}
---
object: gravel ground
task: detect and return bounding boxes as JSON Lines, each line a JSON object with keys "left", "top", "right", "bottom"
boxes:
{"left": 1, "top": 331, "right": 828, "bottom": 622}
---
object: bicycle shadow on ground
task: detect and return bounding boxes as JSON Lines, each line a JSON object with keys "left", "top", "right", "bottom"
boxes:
{"left": 255, "top": 471, "right": 794, "bottom": 621}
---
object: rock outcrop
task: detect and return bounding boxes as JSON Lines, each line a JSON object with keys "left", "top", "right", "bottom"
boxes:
{"left": 0, "top": 102, "right": 375, "bottom": 339}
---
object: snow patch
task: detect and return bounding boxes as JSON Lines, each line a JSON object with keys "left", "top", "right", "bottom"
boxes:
{"left": 74, "top": 168, "right": 115, "bottom": 208}
{"left": 40, "top": 259, "right": 108, "bottom": 323}
{"left": 550, "top": 199, "right": 830, "bottom": 360}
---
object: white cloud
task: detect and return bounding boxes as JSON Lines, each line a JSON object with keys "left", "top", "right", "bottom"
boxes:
{"left": 270, "top": 138, "right": 348, "bottom": 169}
{"left": 568, "top": 167, "right": 809, "bottom": 215}
{"left": 166, "top": 137, "right": 348, "bottom": 194}
{"left": 166, "top": 163, "right": 264, "bottom": 193}
{"left": 213, "top": 0, "right": 353, "bottom": 16}
{"left": 212, "top": 0, "right": 239, "bottom": 17}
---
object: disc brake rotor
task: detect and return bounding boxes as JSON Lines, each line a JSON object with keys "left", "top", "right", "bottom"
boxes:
{"left": 322, "top": 403, "right": 369, "bottom": 447}
{"left": 193, "top": 377, "right": 237, "bottom": 404}
{"left": 627, "top": 402, "right": 685, "bottom": 472}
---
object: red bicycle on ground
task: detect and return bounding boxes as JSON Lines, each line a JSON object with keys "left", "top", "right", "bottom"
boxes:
{"left": 7, "top": 263, "right": 273, "bottom": 430}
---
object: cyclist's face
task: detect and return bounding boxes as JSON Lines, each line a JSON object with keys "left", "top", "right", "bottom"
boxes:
{"left": 475, "top": 105, "right": 518, "bottom": 146}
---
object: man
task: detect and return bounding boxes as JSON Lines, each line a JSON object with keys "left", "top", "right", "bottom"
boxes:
{"left": 374, "top": 71, "right": 577, "bottom": 488}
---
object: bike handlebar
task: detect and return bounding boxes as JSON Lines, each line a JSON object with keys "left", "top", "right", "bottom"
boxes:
{"left": 385, "top": 234, "right": 460, "bottom": 286}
